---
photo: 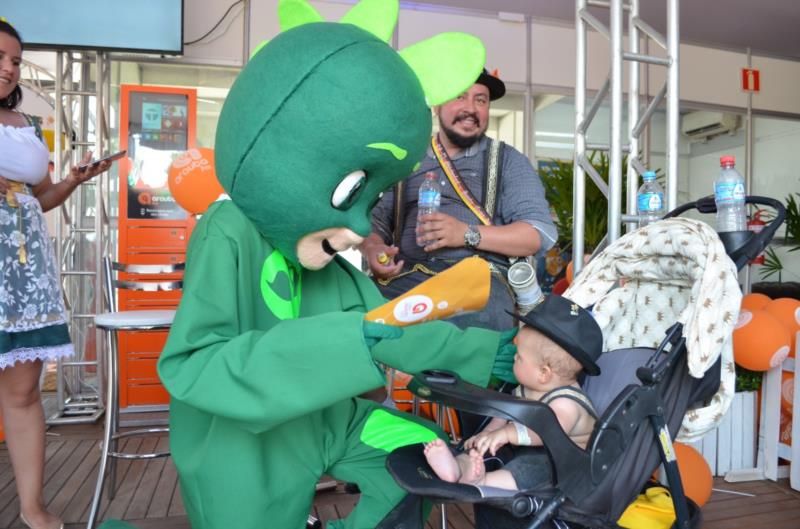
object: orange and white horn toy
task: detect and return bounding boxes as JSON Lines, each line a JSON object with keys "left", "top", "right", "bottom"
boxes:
{"left": 366, "top": 256, "right": 491, "bottom": 326}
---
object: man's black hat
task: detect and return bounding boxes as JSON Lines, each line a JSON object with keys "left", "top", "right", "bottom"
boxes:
{"left": 507, "top": 295, "right": 603, "bottom": 376}
{"left": 476, "top": 68, "right": 506, "bottom": 101}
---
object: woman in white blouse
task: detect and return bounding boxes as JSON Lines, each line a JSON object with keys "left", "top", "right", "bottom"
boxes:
{"left": 0, "top": 20, "right": 110, "bottom": 529}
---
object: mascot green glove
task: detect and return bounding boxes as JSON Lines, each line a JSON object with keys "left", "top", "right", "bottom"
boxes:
{"left": 156, "top": 1, "right": 510, "bottom": 528}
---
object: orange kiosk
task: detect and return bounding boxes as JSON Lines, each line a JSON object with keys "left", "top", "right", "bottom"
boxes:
{"left": 117, "top": 85, "right": 197, "bottom": 409}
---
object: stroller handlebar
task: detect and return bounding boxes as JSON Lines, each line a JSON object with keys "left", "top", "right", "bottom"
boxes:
{"left": 663, "top": 195, "right": 786, "bottom": 270}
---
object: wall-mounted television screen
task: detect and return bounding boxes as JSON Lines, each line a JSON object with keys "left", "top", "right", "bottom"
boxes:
{"left": 3, "top": 0, "right": 183, "bottom": 55}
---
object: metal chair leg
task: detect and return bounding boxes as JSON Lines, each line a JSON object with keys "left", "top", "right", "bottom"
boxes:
{"left": 86, "top": 331, "right": 116, "bottom": 529}
{"left": 107, "top": 330, "right": 119, "bottom": 500}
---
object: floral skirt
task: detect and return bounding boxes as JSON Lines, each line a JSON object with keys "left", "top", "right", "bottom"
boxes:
{"left": 0, "top": 189, "right": 74, "bottom": 369}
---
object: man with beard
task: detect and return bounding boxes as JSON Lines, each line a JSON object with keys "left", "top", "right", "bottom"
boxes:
{"left": 363, "top": 69, "right": 556, "bottom": 337}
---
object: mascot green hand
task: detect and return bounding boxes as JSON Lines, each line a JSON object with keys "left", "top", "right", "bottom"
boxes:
{"left": 153, "top": 1, "right": 507, "bottom": 528}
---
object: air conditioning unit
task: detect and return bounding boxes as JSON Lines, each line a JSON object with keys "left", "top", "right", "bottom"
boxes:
{"left": 681, "top": 111, "right": 739, "bottom": 142}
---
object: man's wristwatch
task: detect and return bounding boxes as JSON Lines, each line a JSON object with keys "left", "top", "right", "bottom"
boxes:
{"left": 464, "top": 224, "right": 481, "bottom": 249}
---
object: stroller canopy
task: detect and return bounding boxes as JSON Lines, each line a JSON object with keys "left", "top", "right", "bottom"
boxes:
{"left": 565, "top": 218, "right": 742, "bottom": 441}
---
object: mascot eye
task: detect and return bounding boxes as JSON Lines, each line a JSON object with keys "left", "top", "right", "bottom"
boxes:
{"left": 331, "top": 170, "right": 367, "bottom": 210}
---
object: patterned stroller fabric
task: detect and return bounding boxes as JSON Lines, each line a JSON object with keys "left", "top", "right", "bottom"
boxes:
{"left": 565, "top": 218, "right": 742, "bottom": 441}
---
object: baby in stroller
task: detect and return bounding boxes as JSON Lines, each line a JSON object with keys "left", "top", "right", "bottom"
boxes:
{"left": 424, "top": 295, "right": 603, "bottom": 491}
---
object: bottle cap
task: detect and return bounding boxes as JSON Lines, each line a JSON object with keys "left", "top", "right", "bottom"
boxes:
{"left": 720, "top": 155, "right": 735, "bottom": 166}
{"left": 642, "top": 170, "right": 656, "bottom": 181}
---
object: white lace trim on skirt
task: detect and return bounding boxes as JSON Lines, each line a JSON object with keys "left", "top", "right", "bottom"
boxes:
{"left": 0, "top": 343, "right": 74, "bottom": 369}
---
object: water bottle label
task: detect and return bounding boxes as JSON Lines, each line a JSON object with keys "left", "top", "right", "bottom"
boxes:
{"left": 637, "top": 192, "right": 663, "bottom": 212}
{"left": 715, "top": 182, "right": 745, "bottom": 204}
{"left": 733, "top": 182, "right": 745, "bottom": 201}
{"left": 419, "top": 189, "right": 440, "bottom": 207}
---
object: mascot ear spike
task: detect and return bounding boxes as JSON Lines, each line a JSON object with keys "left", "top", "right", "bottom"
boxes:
{"left": 278, "top": 0, "right": 324, "bottom": 32}
{"left": 399, "top": 32, "right": 486, "bottom": 106}
{"left": 340, "top": 0, "right": 398, "bottom": 43}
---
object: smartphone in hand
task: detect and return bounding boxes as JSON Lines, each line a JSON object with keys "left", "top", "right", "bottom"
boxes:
{"left": 78, "top": 150, "right": 127, "bottom": 171}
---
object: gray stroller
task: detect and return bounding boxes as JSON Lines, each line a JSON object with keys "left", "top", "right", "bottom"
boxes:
{"left": 382, "top": 196, "right": 785, "bottom": 529}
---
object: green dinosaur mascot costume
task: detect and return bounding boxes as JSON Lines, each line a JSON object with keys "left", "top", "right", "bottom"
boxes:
{"left": 156, "top": 1, "right": 515, "bottom": 528}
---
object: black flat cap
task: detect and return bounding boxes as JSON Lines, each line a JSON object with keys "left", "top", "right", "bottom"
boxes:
{"left": 507, "top": 295, "right": 603, "bottom": 376}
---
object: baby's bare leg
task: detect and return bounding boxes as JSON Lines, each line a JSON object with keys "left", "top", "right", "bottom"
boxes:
{"left": 481, "top": 467, "right": 519, "bottom": 490}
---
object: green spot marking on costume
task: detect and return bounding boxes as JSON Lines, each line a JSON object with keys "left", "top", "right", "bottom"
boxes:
{"left": 360, "top": 409, "right": 437, "bottom": 452}
{"left": 260, "top": 250, "right": 302, "bottom": 320}
{"left": 367, "top": 143, "right": 407, "bottom": 161}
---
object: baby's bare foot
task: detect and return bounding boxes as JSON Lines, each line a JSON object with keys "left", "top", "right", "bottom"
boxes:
{"left": 424, "top": 439, "right": 460, "bottom": 483}
{"left": 459, "top": 449, "right": 487, "bottom": 485}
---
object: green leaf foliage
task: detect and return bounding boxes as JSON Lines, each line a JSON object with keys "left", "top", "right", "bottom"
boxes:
{"left": 759, "top": 246, "right": 783, "bottom": 281}
{"left": 539, "top": 151, "right": 648, "bottom": 253}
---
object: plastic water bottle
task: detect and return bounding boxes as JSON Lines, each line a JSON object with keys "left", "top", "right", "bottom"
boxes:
{"left": 714, "top": 155, "right": 746, "bottom": 232}
{"left": 636, "top": 170, "right": 665, "bottom": 227}
{"left": 416, "top": 171, "right": 441, "bottom": 247}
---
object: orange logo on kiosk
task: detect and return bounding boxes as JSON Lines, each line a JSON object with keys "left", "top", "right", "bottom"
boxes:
{"left": 366, "top": 256, "right": 491, "bottom": 326}
{"left": 168, "top": 148, "right": 224, "bottom": 215}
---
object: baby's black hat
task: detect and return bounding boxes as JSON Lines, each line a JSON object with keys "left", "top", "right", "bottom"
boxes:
{"left": 506, "top": 295, "right": 603, "bottom": 376}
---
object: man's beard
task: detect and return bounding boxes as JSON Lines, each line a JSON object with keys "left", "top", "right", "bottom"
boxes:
{"left": 439, "top": 114, "right": 483, "bottom": 149}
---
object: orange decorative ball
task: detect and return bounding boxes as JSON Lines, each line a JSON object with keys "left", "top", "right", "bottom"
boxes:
{"left": 167, "top": 148, "right": 223, "bottom": 215}
{"left": 565, "top": 260, "right": 574, "bottom": 285}
{"left": 740, "top": 292, "right": 771, "bottom": 312}
{"left": 763, "top": 298, "right": 800, "bottom": 358}
{"left": 733, "top": 309, "right": 792, "bottom": 371}
{"left": 673, "top": 442, "right": 713, "bottom": 507}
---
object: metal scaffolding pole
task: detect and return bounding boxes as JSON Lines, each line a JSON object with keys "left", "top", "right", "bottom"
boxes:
{"left": 46, "top": 51, "right": 112, "bottom": 425}
{"left": 573, "top": 0, "right": 680, "bottom": 275}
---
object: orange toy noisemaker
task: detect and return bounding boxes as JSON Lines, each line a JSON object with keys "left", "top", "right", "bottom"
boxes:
{"left": 365, "top": 256, "right": 491, "bottom": 326}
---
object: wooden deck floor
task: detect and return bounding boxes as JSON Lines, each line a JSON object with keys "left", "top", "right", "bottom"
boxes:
{"left": 1, "top": 421, "right": 799, "bottom": 529}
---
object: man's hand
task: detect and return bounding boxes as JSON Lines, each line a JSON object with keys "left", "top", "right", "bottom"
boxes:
{"left": 361, "top": 233, "right": 404, "bottom": 280}
{"left": 416, "top": 212, "right": 469, "bottom": 252}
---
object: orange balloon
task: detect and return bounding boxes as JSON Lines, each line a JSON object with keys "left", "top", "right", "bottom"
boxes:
{"left": 167, "top": 148, "right": 223, "bottom": 215}
{"left": 741, "top": 292, "right": 771, "bottom": 312}
{"left": 763, "top": 298, "right": 800, "bottom": 358}
{"left": 733, "top": 309, "right": 792, "bottom": 371}
{"left": 673, "top": 442, "right": 713, "bottom": 507}
{"left": 565, "top": 260, "right": 574, "bottom": 284}
{"left": 565, "top": 255, "right": 591, "bottom": 285}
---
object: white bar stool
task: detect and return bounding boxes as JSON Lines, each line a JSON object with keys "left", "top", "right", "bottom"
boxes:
{"left": 86, "top": 257, "right": 183, "bottom": 529}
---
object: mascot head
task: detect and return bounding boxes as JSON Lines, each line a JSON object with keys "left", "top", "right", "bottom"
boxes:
{"left": 215, "top": 0, "right": 485, "bottom": 269}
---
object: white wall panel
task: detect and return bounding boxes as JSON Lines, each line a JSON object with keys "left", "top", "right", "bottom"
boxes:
{"left": 398, "top": 8, "right": 527, "bottom": 85}
{"left": 530, "top": 22, "right": 612, "bottom": 93}
{"left": 192, "top": 1, "right": 800, "bottom": 116}
{"left": 181, "top": 0, "right": 247, "bottom": 66}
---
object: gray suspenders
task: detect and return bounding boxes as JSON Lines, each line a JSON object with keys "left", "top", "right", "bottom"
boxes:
{"left": 390, "top": 138, "right": 505, "bottom": 246}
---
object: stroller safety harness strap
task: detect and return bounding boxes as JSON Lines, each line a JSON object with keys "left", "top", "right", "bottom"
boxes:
{"left": 564, "top": 218, "right": 742, "bottom": 441}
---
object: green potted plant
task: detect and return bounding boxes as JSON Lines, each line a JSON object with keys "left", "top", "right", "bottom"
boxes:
{"left": 539, "top": 151, "right": 611, "bottom": 257}
{"left": 753, "top": 192, "right": 800, "bottom": 299}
